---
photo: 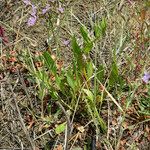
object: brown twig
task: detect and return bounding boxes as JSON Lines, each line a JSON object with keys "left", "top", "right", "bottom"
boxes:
{"left": 8, "top": 81, "right": 35, "bottom": 150}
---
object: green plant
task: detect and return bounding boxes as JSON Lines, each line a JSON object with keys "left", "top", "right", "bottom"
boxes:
{"left": 24, "top": 18, "right": 109, "bottom": 133}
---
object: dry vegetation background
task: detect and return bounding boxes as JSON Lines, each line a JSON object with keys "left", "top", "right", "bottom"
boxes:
{"left": 0, "top": 0, "right": 150, "bottom": 150}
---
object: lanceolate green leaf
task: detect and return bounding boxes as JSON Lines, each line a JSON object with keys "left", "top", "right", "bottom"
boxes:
{"left": 72, "top": 36, "right": 82, "bottom": 55}
{"left": 83, "top": 89, "right": 107, "bottom": 132}
{"left": 83, "top": 89, "right": 94, "bottom": 101}
{"left": 55, "top": 122, "right": 66, "bottom": 134}
{"left": 94, "top": 18, "right": 107, "bottom": 38}
{"left": 109, "top": 62, "right": 119, "bottom": 86}
{"left": 43, "top": 51, "right": 56, "bottom": 75}
{"left": 94, "top": 25, "right": 101, "bottom": 38}
{"left": 97, "top": 65, "right": 105, "bottom": 82}
{"left": 83, "top": 41, "right": 93, "bottom": 53}
{"left": 80, "top": 26, "right": 90, "bottom": 42}
{"left": 66, "top": 71, "right": 76, "bottom": 92}
{"left": 71, "top": 36, "right": 84, "bottom": 71}
{"left": 100, "top": 18, "right": 107, "bottom": 36}
{"left": 86, "top": 61, "right": 94, "bottom": 79}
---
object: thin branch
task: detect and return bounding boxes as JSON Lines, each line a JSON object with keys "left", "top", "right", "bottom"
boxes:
{"left": 8, "top": 81, "right": 35, "bottom": 150}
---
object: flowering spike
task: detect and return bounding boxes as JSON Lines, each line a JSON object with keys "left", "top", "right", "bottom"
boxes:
{"left": 27, "top": 16, "right": 37, "bottom": 26}
{"left": 31, "top": 4, "right": 37, "bottom": 16}
{"left": 27, "top": 4, "right": 37, "bottom": 26}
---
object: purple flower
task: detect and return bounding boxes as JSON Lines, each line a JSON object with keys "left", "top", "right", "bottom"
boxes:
{"left": 27, "top": 16, "right": 37, "bottom": 26}
{"left": 23, "top": 0, "right": 31, "bottom": 5}
{"left": 57, "top": 7, "right": 64, "bottom": 13}
{"left": 42, "top": 4, "right": 50, "bottom": 14}
{"left": 27, "top": 4, "right": 37, "bottom": 26}
{"left": 63, "top": 40, "right": 70, "bottom": 46}
{"left": 31, "top": 4, "right": 37, "bottom": 16}
{"left": 142, "top": 72, "right": 150, "bottom": 83}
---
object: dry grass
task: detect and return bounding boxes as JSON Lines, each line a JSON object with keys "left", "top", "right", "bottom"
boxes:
{"left": 0, "top": 0, "right": 150, "bottom": 149}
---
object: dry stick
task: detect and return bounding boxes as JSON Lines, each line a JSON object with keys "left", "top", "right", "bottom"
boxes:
{"left": 17, "top": 70, "right": 33, "bottom": 109}
{"left": 33, "top": 129, "right": 55, "bottom": 141}
{"left": 56, "top": 101, "right": 71, "bottom": 150}
{"left": 8, "top": 82, "right": 35, "bottom": 150}
{"left": 98, "top": 82, "right": 123, "bottom": 112}
{"left": 70, "top": 120, "right": 93, "bottom": 150}
{"left": 70, "top": 133, "right": 80, "bottom": 150}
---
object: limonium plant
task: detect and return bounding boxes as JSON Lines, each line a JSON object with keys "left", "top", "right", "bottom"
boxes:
{"left": 23, "top": 0, "right": 64, "bottom": 26}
